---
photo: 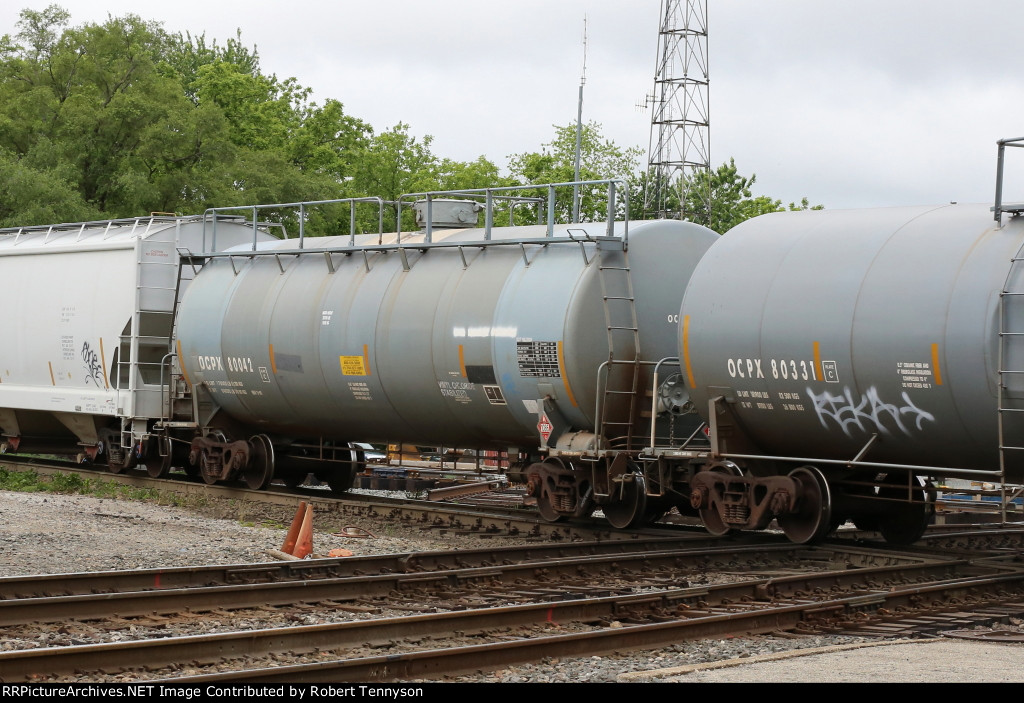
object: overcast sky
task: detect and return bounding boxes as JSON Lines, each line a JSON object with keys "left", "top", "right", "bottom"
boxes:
{"left": 3, "top": 1, "right": 1023, "bottom": 210}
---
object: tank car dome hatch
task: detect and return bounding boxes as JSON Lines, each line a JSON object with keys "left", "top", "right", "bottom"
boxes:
{"left": 413, "top": 199, "right": 483, "bottom": 229}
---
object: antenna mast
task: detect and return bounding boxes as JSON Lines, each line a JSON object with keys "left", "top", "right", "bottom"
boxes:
{"left": 573, "top": 16, "right": 588, "bottom": 223}
{"left": 642, "top": 0, "right": 710, "bottom": 223}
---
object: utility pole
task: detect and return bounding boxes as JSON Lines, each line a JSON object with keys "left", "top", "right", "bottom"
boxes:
{"left": 642, "top": 0, "right": 710, "bottom": 223}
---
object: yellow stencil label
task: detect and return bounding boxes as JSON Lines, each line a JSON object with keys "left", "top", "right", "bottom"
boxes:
{"left": 340, "top": 356, "right": 368, "bottom": 376}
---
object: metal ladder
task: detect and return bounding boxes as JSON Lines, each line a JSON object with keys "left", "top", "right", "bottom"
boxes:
{"left": 118, "top": 224, "right": 182, "bottom": 448}
{"left": 596, "top": 242, "right": 643, "bottom": 450}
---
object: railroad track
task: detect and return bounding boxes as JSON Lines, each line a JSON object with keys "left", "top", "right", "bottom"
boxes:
{"left": 7, "top": 457, "right": 1022, "bottom": 548}
{"left": 3, "top": 538, "right": 1024, "bottom": 682}
{"left": 0, "top": 457, "right": 699, "bottom": 543}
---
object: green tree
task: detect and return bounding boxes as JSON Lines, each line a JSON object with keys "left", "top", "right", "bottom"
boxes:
{"left": 0, "top": 147, "right": 100, "bottom": 226}
{"left": 337, "top": 123, "right": 509, "bottom": 233}
{"left": 683, "top": 158, "right": 822, "bottom": 233}
{"left": 0, "top": 6, "right": 373, "bottom": 225}
{"left": 640, "top": 159, "right": 822, "bottom": 234}
{"left": 508, "top": 121, "right": 642, "bottom": 224}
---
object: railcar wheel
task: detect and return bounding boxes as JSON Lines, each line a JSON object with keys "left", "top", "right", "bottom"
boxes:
{"left": 281, "top": 471, "right": 304, "bottom": 488}
{"left": 325, "top": 444, "right": 362, "bottom": 493}
{"left": 243, "top": 434, "right": 275, "bottom": 491}
{"left": 326, "top": 465, "right": 356, "bottom": 493}
{"left": 852, "top": 515, "right": 880, "bottom": 531}
{"left": 199, "top": 452, "right": 220, "bottom": 485}
{"left": 877, "top": 474, "right": 934, "bottom": 545}
{"left": 535, "top": 489, "right": 567, "bottom": 522}
{"left": 777, "top": 466, "right": 833, "bottom": 545}
{"left": 642, "top": 496, "right": 675, "bottom": 525}
{"left": 107, "top": 445, "right": 136, "bottom": 474}
{"left": 107, "top": 456, "right": 128, "bottom": 474}
{"left": 144, "top": 435, "right": 172, "bottom": 479}
{"left": 697, "top": 465, "right": 741, "bottom": 536}
{"left": 603, "top": 473, "right": 648, "bottom": 529}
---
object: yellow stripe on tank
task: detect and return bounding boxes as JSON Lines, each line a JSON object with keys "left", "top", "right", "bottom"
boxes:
{"left": 682, "top": 315, "right": 696, "bottom": 389}
{"left": 557, "top": 341, "right": 579, "bottom": 407}
{"left": 176, "top": 340, "right": 192, "bottom": 388}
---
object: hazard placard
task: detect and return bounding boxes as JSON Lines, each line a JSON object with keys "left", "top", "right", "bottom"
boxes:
{"left": 538, "top": 413, "right": 553, "bottom": 443}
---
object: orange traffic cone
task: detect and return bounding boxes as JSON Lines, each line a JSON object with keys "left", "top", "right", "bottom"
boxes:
{"left": 292, "top": 504, "right": 314, "bottom": 559}
{"left": 281, "top": 502, "right": 306, "bottom": 555}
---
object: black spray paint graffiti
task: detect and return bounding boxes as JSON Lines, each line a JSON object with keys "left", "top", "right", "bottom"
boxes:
{"left": 82, "top": 341, "right": 102, "bottom": 386}
{"left": 806, "top": 386, "right": 935, "bottom": 437}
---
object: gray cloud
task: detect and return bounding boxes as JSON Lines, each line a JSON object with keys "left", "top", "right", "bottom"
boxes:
{"left": 2, "top": 0, "right": 1020, "bottom": 210}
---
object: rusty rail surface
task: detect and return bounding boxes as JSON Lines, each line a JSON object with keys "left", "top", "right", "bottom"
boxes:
{"left": 2, "top": 552, "right": 1023, "bottom": 682}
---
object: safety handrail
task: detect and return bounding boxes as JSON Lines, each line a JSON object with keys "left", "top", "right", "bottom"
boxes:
{"left": 396, "top": 179, "right": 631, "bottom": 246}
{"left": 993, "top": 136, "right": 1024, "bottom": 224}
{"left": 201, "top": 197, "right": 388, "bottom": 252}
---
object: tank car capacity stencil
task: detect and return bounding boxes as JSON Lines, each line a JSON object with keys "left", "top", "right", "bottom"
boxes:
{"left": 807, "top": 385, "right": 935, "bottom": 437}
{"left": 347, "top": 382, "right": 372, "bottom": 401}
{"left": 438, "top": 380, "right": 475, "bottom": 403}
{"left": 517, "top": 341, "right": 561, "bottom": 377}
{"left": 897, "top": 361, "right": 936, "bottom": 389}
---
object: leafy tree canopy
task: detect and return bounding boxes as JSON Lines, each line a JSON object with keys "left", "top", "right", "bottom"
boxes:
{"left": 677, "top": 158, "right": 823, "bottom": 234}
{"left": 0, "top": 6, "right": 816, "bottom": 235}
{"left": 508, "top": 121, "right": 644, "bottom": 223}
{"left": 0, "top": 5, "right": 377, "bottom": 223}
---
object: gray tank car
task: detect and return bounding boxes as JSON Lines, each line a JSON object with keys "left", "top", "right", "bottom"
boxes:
{"left": 173, "top": 190, "right": 720, "bottom": 506}
{"left": 679, "top": 202, "right": 1024, "bottom": 543}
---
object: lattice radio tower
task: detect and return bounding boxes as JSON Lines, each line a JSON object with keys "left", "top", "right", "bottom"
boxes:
{"left": 642, "top": 0, "right": 710, "bottom": 222}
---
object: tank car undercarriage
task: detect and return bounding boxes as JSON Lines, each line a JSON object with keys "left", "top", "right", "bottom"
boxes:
{"left": 0, "top": 407, "right": 368, "bottom": 495}
{"left": 519, "top": 451, "right": 936, "bottom": 545}
{"left": 139, "top": 430, "right": 367, "bottom": 493}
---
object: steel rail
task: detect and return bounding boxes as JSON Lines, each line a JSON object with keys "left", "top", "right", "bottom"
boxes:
{"left": 3, "top": 558, "right": 1020, "bottom": 682}
{"left": 166, "top": 569, "right": 1024, "bottom": 683}
{"left": 0, "top": 536, "right": 710, "bottom": 600}
{"left": 0, "top": 543, "right": 825, "bottom": 626}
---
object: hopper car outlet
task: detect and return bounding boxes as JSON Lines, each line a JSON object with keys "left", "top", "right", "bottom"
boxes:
{"left": 2, "top": 166, "right": 1023, "bottom": 545}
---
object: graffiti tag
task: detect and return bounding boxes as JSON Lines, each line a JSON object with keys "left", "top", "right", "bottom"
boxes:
{"left": 806, "top": 386, "right": 934, "bottom": 437}
{"left": 82, "top": 342, "right": 102, "bottom": 387}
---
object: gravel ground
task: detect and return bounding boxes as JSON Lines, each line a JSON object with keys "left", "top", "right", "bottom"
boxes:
{"left": 1, "top": 487, "right": 1021, "bottom": 683}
